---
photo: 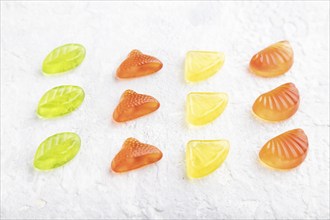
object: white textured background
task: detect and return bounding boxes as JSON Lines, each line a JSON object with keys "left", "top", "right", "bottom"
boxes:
{"left": 1, "top": 1, "right": 329, "bottom": 219}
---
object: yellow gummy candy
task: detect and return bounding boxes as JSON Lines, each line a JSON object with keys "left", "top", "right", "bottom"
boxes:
{"left": 34, "top": 132, "right": 81, "bottom": 170}
{"left": 42, "top": 43, "right": 86, "bottom": 74}
{"left": 185, "top": 51, "right": 225, "bottom": 82}
{"left": 186, "top": 140, "right": 230, "bottom": 179}
{"left": 37, "top": 85, "right": 85, "bottom": 119}
{"left": 186, "top": 92, "right": 228, "bottom": 126}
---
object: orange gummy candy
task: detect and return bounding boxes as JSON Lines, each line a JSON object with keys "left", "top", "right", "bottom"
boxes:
{"left": 249, "top": 41, "right": 294, "bottom": 77}
{"left": 259, "top": 129, "right": 308, "bottom": 170}
{"left": 252, "top": 83, "right": 299, "bottom": 122}
{"left": 111, "top": 138, "right": 163, "bottom": 173}
{"left": 113, "top": 90, "right": 160, "bottom": 122}
{"left": 116, "top": 50, "right": 163, "bottom": 78}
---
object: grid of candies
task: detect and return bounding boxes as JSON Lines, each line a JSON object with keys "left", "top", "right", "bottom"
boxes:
{"left": 34, "top": 41, "right": 308, "bottom": 178}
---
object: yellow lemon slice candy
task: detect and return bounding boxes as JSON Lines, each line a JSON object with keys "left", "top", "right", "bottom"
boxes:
{"left": 185, "top": 51, "right": 225, "bottom": 82}
{"left": 186, "top": 140, "right": 230, "bottom": 179}
{"left": 186, "top": 92, "right": 228, "bottom": 126}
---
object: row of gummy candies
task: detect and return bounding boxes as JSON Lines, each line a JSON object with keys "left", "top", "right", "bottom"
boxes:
{"left": 34, "top": 41, "right": 308, "bottom": 179}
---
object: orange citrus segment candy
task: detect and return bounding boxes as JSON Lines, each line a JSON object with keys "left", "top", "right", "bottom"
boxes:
{"left": 259, "top": 129, "right": 308, "bottom": 170}
{"left": 113, "top": 90, "right": 160, "bottom": 122}
{"left": 111, "top": 138, "right": 163, "bottom": 173}
{"left": 249, "top": 40, "right": 294, "bottom": 77}
{"left": 116, "top": 50, "right": 163, "bottom": 78}
{"left": 252, "top": 83, "right": 299, "bottom": 122}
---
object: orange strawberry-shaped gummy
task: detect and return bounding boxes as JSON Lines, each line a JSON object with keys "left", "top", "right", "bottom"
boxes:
{"left": 116, "top": 50, "right": 163, "bottom": 78}
{"left": 113, "top": 90, "right": 160, "bottom": 122}
{"left": 252, "top": 83, "right": 299, "bottom": 122}
{"left": 111, "top": 138, "right": 163, "bottom": 173}
{"left": 249, "top": 41, "right": 294, "bottom": 77}
{"left": 259, "top": 129, "right": 308, "bottom": 170}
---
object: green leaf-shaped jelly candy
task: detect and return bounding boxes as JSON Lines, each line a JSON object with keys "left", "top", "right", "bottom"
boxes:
{"left": 37, "top": 85, "right": 85, "bottom": 119}
{"left": 42, "top": 43, "right": 86, "bottom": 74}
{"left": 34, "top": 132, "right": 81, "bottom": 170}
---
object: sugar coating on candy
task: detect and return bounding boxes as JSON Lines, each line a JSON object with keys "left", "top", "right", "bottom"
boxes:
{"left": 249, "top": 41, "right": 293, "bottom": 77}
{"left": 252, "top": 83, "right": 299, "bottom": 122}
{"left": 37, "top": 85, "right": 85, "bottom": 119}
{"left": 259, "top": 129, "right": 308, "bottom": 170}
{"left": 111, "top": 138, "right": 163, "bottom": 173}
{"left": 34, "top": 132, "right": 81, "bottom": 170}
{"left": 186, "top": 140, "right": 229, "bottom": 179}
{"left": 42, "top": 44, "right": 86, "bottom": 74}
{"left": 113, "top": 90, "right": 160, "bottom": 122}
{"left": 185, "top": 51, "right": 225, "bottom": 82}
{"left": 116, "top": 50, "right": 163, "bottom": 78}
{"left": 186, "top": 92, "right": 228, "bottom": 126}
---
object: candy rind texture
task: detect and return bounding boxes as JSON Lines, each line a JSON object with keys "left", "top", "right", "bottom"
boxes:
{"left": 37, "top": 85, "right": 85, "bottom": 119}
{"left": 252, "top": 83, "right": 299, "bottom": 122}
{"left": 111, "top": 138, "right": 163, "bottom": 173}
{"left": 42, "top": 44, "right": 86, "bottom": 74}
{"left": 113, "top": 90, "right": 160, "bottom": 122}
{"left": 249, "top": 40, "right": 293, "bottom": 77}
{"left": 116, "top": 50, "right": 163, "bottom": 78}
{"left": 186, "top": 92, "right": 228, "bottom": 126}
{"left": 34, "top": 132, "right": 81, "bottom": 170}
{"left": 185, "top": 51, "right": 225, "bottom": 82}
{"left": 186, "top": 140, "right": 229, "bottom": 178}
{"left": 259, "top": 129, "right": 308, "bottom": 170}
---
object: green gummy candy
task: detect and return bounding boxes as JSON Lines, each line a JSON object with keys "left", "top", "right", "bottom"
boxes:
{"left": 42, "top": 43, "right": 86, "bottom": 74}
{"left": 34, "top": 132, "right": 81, "bottom": 170}
{"left": 37, "top": 85, "right": 85, "bottom": 119}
